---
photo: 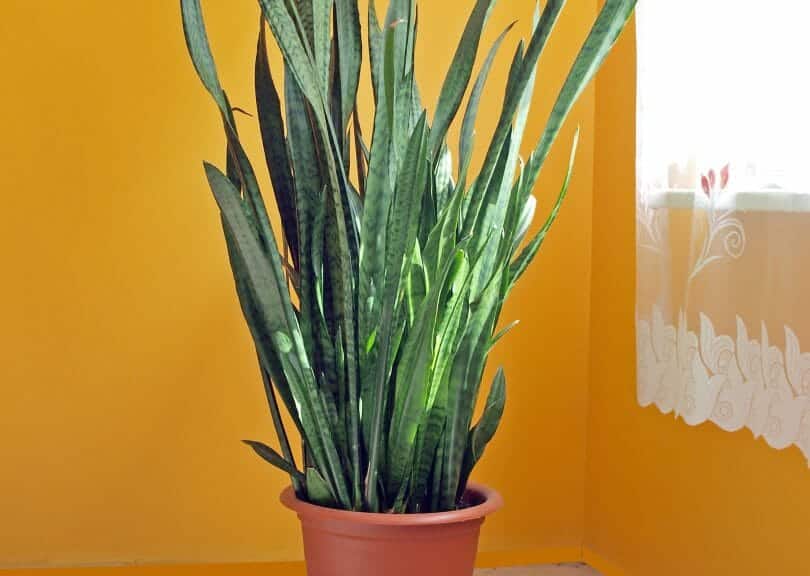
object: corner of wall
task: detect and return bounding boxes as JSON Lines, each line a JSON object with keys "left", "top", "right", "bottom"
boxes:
{"left": 582, "top": 12, "right": 638, "bottom": 571}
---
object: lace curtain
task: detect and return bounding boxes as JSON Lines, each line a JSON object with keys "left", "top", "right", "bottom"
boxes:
{"left": 635, "top": 1, "right": 810, "bottom": 461}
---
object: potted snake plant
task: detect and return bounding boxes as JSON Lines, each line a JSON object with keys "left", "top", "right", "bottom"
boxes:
{"left": 181, "top": 0, "right": 634, "bottom": 574}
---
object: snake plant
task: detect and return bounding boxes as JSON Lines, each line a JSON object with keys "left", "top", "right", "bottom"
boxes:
{"left": 181, "top": 0, "right": 634, "bottom": 513}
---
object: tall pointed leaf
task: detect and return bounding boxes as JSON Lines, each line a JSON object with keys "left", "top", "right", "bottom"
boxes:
{"left": 257, "top": 359, "right": 303, "bottom": 493}
{"left": 182, "top": 0, "right": 281, "bottom": 268}
{"left": 259, "top": 0, "right": 326, "bottom": 113}
{"left": 523, "top": 0, "right": 636, "bottom": 191}
{"left": 313, "top": 0, "right": 332, "bottom": 92}
{"left": 463, "top": 0, "right": 564, "bottom": 236}
{"left": 368, "top": 0, "right": 384, "bottom": 104}
{"left": 441, "top": 269, "right": 502, "bottom": 509}
{"left": 364, "top": 114, "right": 429, "bottom": 510}
{"left": 357, "top": 16, "right": 396, "bottom": 466}
{"left": 204, "top": 162, "right": 351, "bottom": 508}
{"left": 180, "top": 0, "right": 228, "bottom": 112}
{"left": 429, "top": 0, "right": 495, "bottom": 155}
{"left": 256, "top": 21, "right": 298, "bottom": 266}
{"left": 334, "top": 0, "right": 362, "bottom": 132}
{"left": 243, "top": 439, "right": 305, "bottom": 483}
{"left": 458, "top": 367, "right": 506, "bottom": 491}
{"left": 306, "top": 467, "right": 337, "bottom": 507}
{"left": 458, "top": 21, "right": 515, "bottom": 183}
{"left": 510, "top": 129, "right": 579, "bottom": 287}
{"left": 387, "top": 248, "right": 466, "bottom": 502}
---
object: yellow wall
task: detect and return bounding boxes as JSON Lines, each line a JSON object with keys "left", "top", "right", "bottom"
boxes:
{"left": 585, "top": 18, "right": 810, "bottom": 576}
{"left": 0, "top": 0, "right": 596, "bottom": 570}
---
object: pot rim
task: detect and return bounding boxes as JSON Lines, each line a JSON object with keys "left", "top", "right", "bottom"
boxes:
{"left": 280, "top": 482, "right": 503, "bottom": 526}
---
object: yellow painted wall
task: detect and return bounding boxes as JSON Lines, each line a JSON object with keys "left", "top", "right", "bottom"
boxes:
{"left": 0, "top": 0, "right": 596, "bottom": 570}
{"left": 585, "top": 18, "right": 810, "bottom": 576}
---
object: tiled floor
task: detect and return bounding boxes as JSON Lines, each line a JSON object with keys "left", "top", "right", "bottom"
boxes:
{"left": 475, "top": 564, "right": 600, "bottom": 576}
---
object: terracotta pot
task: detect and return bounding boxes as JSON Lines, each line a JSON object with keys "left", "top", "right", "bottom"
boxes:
{"left": 280, "top": 483, "right": 503, "bottom": 576}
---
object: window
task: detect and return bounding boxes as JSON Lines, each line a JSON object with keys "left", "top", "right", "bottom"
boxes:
{"left": 637, "top": 0, "right": 810, "bottom": 206}
{"left": 635, "top": 1, "right": 810, "bottom": 462}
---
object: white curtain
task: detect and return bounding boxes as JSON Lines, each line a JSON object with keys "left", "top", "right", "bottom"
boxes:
{"left": 635, "top": 1, "right": 810, "bottom": 461}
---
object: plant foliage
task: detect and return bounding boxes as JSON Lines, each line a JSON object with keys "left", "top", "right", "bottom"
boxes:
{"left": 181, "top": 0, "right": 635, "bottom": 512}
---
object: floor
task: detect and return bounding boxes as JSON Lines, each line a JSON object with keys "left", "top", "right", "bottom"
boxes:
{"left": 476, "top": 564, "right": 600, "bottom": 576}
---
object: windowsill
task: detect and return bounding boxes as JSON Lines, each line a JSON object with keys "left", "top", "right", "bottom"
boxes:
{"left": 642, "top": 189, "right": 810, "bottom": 213}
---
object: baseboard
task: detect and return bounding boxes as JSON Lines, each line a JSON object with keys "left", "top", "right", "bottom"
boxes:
{"left": 0, "top": 548, "right": 586, "bottom": 575}
{"left": 582, "top": 548, "right": 627, "bottom": 576}
{"left": 0, "top": 563, "right": 306, "bottom": 576}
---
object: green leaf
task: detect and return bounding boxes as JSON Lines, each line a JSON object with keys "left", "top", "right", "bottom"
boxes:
{"left": 468, "top": 7, "right": 540, "bottom": 298}
{"left": 318, "top": 141, "right": 363, "bottom": 509}
{"left": 385, "top": 112, "right": 429, "bottom": 293}
{"left": 386, "top": 246, "right": 465, "bottom": 501}
{"left": 363, "top": 113, "right": 429, "bottom": 510}
{"left": 409, "top": 402, "right": 446, "bottom": 512}
{"left": 458, "top": 21, "right": 515, "bottom": 185}
{"left": 511, "top": 194, "right": 536, "bottom": 256}
{"left": 463, "top": 0, "right": 564, "bottom": 237}
{"left": 317, "top": 235, "right": 361, "bottom": 506}
{"left": 429, "top": 0, "right": 495, "bottom": 155}
{"left": 285, "top": 66, "right": 322, "bottom": 362}
{"left": 182, "top": 0, "right": 280, "bottom": 267}
{"left": 497, "top": 157, "right": 527, "bottom": 266}
{"left": 510, "top": 128, "right": 579, "bottom": 287}
{"left": 256, "top": 359, "right": 303, "bottom": 493}
{"left": 313, "top": 0, "right": 332, "bottom": 92}
{"left": 273, "top": 331, "right": 294, "bottom": 354}
{"left": 488, "top": 319, "right": 519, "bottom": 352}
{"left": 223, "top": 229, "right": 300, "bottom": 436}
{"left": 429, "top": 260, "right": 473, "bottom": 412}
{"left": 524, "top": 0, "right": 636, "bottom": 192}
{"left": 256, "top": 20, "right": 298, "bottom": 266}
{"left": 421, "top": 181, "right": 465, "bottom": 288}
{"left": 430, "top": 434, "right": 446, "bottom": 511}
{"left": 259, "top": 0, "right": 325, "bottom": 113}
{"left": 222, "top": 117, "right": 278, "bottom": 262}
{"left": 458, "top": 367, "right": 506, "bottom": 490}
{"left": 383, "top": 0, "right": 413, "bottom": 80}
{"left": 204, "top": 162, "right": 351, "bottom": 509}
{"left": 244, "top": 439, "right": 305, "bottom": 483}
{"left": 334, "top": 0, "right": 362, "bottom": 132}
{"left": 291, "top": 0, "right": 315, "bottom": 45}
{"left": 180, "top": 0, "right": 228, "bottom": 113}
{"left": 465, "top": 128, "right": 513, "bottom": 295}
{"left": 352, "top": 107, "right": 368, "bottom": 197}
{"left": 383, "top": 21, "right": 397, "bottom": 146}
{"left": 222, "top": 91, "right": 243, "bottom": 192}
{"left": 405, "top": 241, "right": 428, "bottom": 326}
{"left": 311, "top": 186, "right": 327, "bottom": 318}
{"left": 306, "top": 467, "right": 338, "bottom": 507}
{"left": 358, "top": 15, "right": 396, "bottom": 464}
{"left": 434, "top": 145, "right": 454, "bottom": 216}
{"left": 367, "top": 0, "right": 384, "bottom": 104}
{"left": 409, "top": 253, "right": 474, "bottom": 511}
{"left": 441, "top": 269, "right": 503, "bottom": 509}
